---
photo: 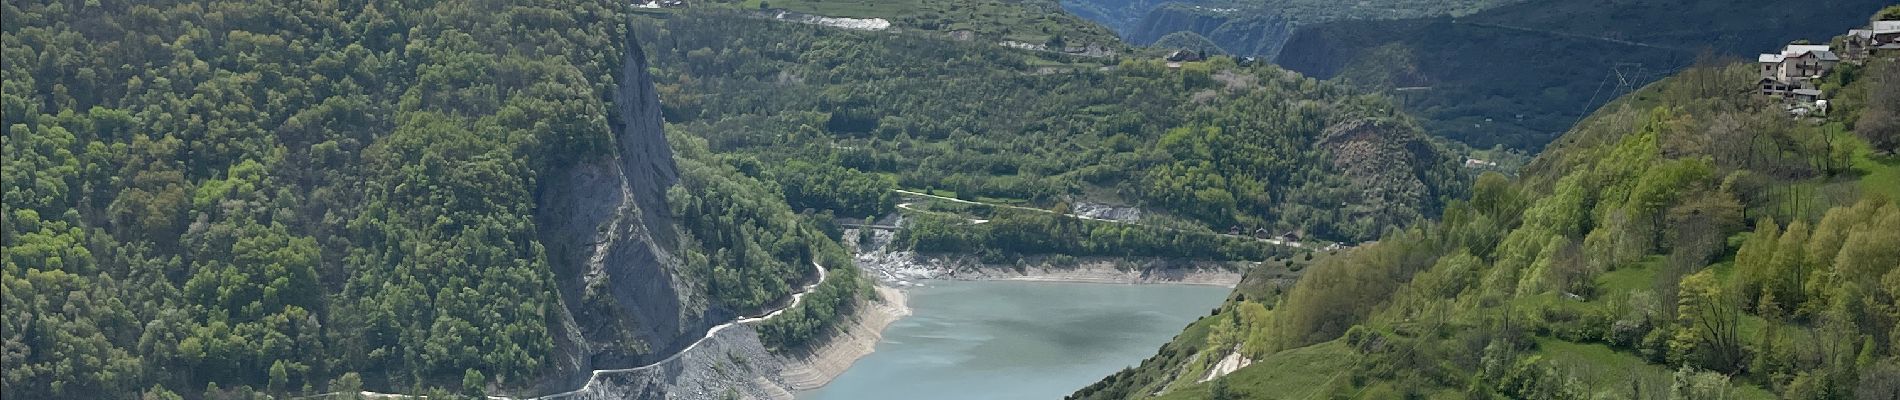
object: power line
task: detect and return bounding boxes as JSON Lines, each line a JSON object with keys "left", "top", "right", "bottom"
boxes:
{"left": 1561, "top": 62, "right": 1690, "bottom": 140}
{"left": 1569, "top": 68, "right": 1618, "bottom": 129}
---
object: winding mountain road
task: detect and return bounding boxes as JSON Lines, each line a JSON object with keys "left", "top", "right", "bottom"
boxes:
{"left": 893, "top": 189, "right": 1062, "bottom": 218}
{"left": 893, "top": 201, "right": 988, "bottom": 224}
{"left": 305, "top": 261, "right": 829, "bottom": 400}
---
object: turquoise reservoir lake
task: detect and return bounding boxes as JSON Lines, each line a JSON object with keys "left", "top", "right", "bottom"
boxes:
{"left": 798, "top": 280, "right": 1231, "bottom": 400}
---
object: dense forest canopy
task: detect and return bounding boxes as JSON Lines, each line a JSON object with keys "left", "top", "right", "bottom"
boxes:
{"left": 1, "top": 0, "right": 861, "bottom": 398}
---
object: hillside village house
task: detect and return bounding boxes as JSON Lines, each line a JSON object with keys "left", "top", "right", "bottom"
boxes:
{"left": 1758, "top": 44, "right": 1839, "bottom": 96}
{"left": 1846, "top": 20, "right": 1900, "bottom": 57}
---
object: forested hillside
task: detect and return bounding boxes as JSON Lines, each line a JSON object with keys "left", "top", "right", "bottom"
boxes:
{"left": 1076, "top": 30, "right": 1900, "bottom": 400}
{"left": 1275, "top": 0, "right": 1894, "bottom": 150}
{"left": 634, "top": 12, "right": 1467, "bottom": 245}
{"left": 1, "top": 1, "right": 861, "bottom": 398}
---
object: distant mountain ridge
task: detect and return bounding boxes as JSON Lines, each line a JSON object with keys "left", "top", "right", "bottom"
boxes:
{"left": 1128, "top": 4, "right": 1294, "bottom": 56}
{"left": 1062, "top": 0, "right": 1518, "bottom": 57}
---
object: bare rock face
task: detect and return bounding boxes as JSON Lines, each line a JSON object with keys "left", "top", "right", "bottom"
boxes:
{"left": 614, "top": 35, "right": 683, "bottom": 234}
{"left": 530, "top": 33, "right": 710, "bottom": 395}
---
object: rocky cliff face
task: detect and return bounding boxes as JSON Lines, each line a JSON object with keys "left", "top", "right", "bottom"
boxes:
{"left": 531, "top": 33, "right": 713, "bottom": 394}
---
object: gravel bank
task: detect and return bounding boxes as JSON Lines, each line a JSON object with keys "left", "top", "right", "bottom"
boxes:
{"left": 773, "top": 286, "right": 910, "bottom": 391}
{"left": 539, "top": 280, "right": 908, "bottom": 400}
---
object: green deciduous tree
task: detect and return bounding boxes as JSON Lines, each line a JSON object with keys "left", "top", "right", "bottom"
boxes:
{"left": 1857, "top": 61, "right": 1900, "bottom": 154}
{"left": 1671, "top": 270, "right": 1746, "bottom": 372}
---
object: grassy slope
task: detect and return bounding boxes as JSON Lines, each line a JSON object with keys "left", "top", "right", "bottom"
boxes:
{"left": 1517, "top": 259, "right": 1778, "bottom": 397}
{"left": 1849, "top": 138, "right": 1900, "bottom": 200}
{"left": 1139, "top": 260, "right": 1782, "bottom": 399}
{"left": 1538, "top": 334, "right": 1788, "bottom": 399}
{"left": 1533, "top": 339, "right": 1774, "bottom": 400}
{"left": 1154, "top": 340, "right": 1359, "bottom": 400}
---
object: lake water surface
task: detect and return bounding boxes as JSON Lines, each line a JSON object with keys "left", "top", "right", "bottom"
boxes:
{"left": 798, "top": 280, "right": 1230, "bottom": 400}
